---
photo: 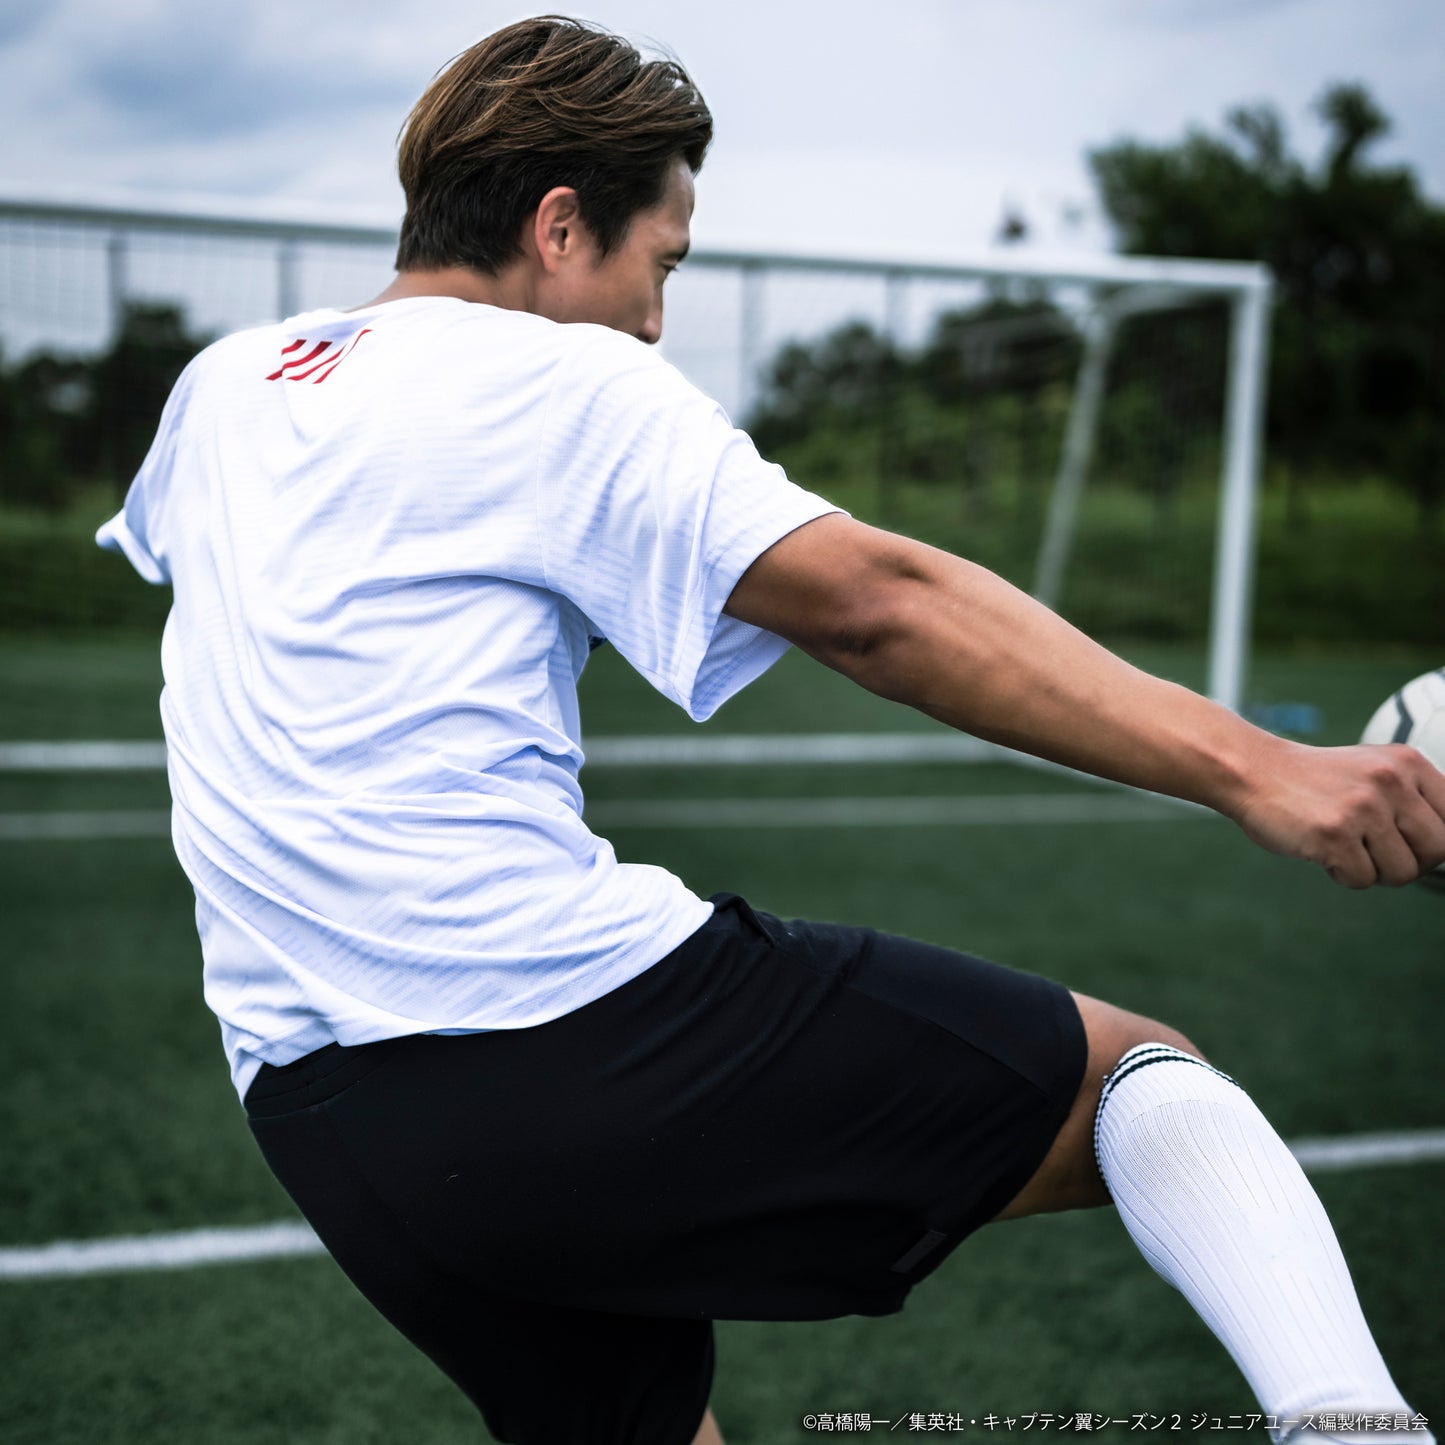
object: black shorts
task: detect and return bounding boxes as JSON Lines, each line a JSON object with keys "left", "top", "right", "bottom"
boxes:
{"left": 245, "top": 894, "right": 1086, "bottom": 1445}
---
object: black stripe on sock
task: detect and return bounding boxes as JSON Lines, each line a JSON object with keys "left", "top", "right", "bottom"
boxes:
{"left": 1093, "top": 1046, "right": 1241, "bottom": 1167}
{"left": 1098, "top": 1045, "right": 1191, "bottom": 1105}
{"left": 1100, "top": 1047, "right": 1236, "bottom": 1108}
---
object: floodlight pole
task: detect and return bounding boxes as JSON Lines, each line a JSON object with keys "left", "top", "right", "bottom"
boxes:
{"left": 1208, "top": 277, "right": 1273, "bottom": 714}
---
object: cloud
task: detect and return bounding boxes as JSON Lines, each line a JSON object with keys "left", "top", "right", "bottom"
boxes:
{"left": 2, "top": 0, "right": 1440, "bottom": 249}
{"left": 0, "top": 0, "right": 47, "bottom": 47}
{"left": 67, "top": 2, "right": 418, "bottom": 143}
{"left": 1110, "top": 0, "right": 1312, "bottom": 27}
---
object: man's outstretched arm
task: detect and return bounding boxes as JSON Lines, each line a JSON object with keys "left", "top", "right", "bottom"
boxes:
{"left": 723, "top": 513, "right": 1445, "bottom": 889}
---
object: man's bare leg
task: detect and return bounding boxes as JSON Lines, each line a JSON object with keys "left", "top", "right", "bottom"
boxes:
{"left": 993, "top": 992, "right": 1430, "bottom": 1444}
{"left": 692, "top": 1406, "right": 724, "bottom": 1445}
{"left": 994, "top": 992, "right": 1200, "bottom": 1220}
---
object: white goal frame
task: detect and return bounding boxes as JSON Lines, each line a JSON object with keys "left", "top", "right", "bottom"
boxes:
{"left": 1, "top": 197, "right": 1273, "bottom": 714}
{"left": 695, "top": 241, "right": 1274, "bottom": 715}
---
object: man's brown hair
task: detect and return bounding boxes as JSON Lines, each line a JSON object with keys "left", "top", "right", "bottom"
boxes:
{"left": 395, "top": 15, "right": 712, "bottom": 275}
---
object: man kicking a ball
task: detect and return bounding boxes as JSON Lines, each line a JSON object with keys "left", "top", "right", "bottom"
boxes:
{"left": 99, "top": 16, "right": 1444, "bottom": 1445}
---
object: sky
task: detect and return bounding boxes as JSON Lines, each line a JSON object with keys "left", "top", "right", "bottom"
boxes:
{"left": 1, "top": 0, "right": 1442, "bottom": 262}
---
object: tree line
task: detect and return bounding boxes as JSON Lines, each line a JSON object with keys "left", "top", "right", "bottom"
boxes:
{"left": 0, "top": 302, "right": 208, "bottom": 513}
{"left": 747, "top": 82, "right": 1445, "bottom": 530}
{"left": 1, "top": 82, "right": 1441, "bottom": 532}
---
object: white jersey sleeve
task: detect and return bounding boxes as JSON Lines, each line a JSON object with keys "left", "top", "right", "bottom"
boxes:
{"left": 536, "top": 328, "right": 841, "bottom": 721}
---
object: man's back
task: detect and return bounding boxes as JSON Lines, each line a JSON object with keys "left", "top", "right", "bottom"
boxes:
{"left": 99, "top": 294, "right": 836, "bottom": 1100}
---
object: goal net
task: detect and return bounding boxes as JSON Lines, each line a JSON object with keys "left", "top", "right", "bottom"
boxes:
{"left": 660, "top": 247, "right": 1270, "bottom": 715}
{"left": 0, "top": 198, "right": 1270, "bottom": 748}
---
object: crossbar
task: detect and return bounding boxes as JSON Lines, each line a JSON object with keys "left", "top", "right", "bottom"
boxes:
{"left": 0, "top": 195, "right": 1269, "bottom": 294}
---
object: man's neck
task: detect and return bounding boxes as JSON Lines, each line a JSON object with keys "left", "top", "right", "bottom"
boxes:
{"left": 356, "top": 265, "right": 532, "bottom": 313}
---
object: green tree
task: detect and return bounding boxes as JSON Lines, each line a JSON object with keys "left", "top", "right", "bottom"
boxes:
{"left": 746, "top": 298, "right": 1082, "bottom": 534}
{"left": 748, "top": 321, "right": 899, "bottom": 456}
{"left": 1090, "top": 83, "right": 1445, "bottom": 526}
{"left": 0, "top": 349, "right": 95, "bottom": 512}
{"left": 0, "top": 303, "right": 209, "bottom": 513}
{"left": 91, "top": 303, "right": 211, "bottom": 493}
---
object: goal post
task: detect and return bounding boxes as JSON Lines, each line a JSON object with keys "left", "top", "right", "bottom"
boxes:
{"left": 0, "top": 196, "right": 1273, "bottom": 714}
{"left": 1026, "top": 268, "right": 1273, "bottom": 713}
{"left": 1211, "top": 279, "right": 1273, "bottom": 713}
{"left": 675, "top": 240, "right": 1273, "bottom": 714}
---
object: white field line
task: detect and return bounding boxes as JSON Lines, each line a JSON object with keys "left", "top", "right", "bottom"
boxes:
{"left": 588, "top": 793, "right": 1203, "bottom": 829}
{"left": 0, "top": 1222, "right": 324, "bottom": 1280}
{"left": 2, "top": 735, "right": 995, "bottom": 772}
{"left": 0, "top": 810, "right": 172, "bottom": 840}
{"left": 0, "top": 741, "right": 168, "bottom": 770}
{"left": 0, "top": 732, "right": 1193, "bottom": 787}
{"left": 0, "top": 738, "right": 1206, "bottom": 841}
{"left": 0, "top": 793, "right": 1208, "bottom": 842}
{"left": 1288, "top": 1128, "right": 1445, "bottom": 1171}
{"left": 587, "top": 732, "right": 998, "bottom": 767}
{"left": 3, "top": 1128, "right": 1441, "bottom": 1282}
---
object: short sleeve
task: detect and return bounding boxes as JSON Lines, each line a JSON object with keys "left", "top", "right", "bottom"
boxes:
{"left": 535, "top": 330, "right": 842, "bottom": 721}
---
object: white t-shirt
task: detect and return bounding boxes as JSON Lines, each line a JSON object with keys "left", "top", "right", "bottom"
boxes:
{"left": 97, "top": 296, "right": 840, "bottom": 1102}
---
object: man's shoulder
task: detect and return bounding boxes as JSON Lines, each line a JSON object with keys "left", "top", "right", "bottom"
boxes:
{"left": 198, "top": 319, "right": 290, "bottom": 369}
{"left": 176, "top": 319, "right": 304, "bottom": 400}
{"left": 545, "top": 321, "right": 699, "bottom": 416}
{"left": 192, "top": 302, "right": 692, "bottom": 423}
{"left": 423, "top": 307, "right": 681, "bottom": 415}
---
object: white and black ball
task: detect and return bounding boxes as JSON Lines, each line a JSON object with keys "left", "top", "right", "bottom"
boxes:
{"left": 1360, "top": 667, "right": 1445, "bottom": 891}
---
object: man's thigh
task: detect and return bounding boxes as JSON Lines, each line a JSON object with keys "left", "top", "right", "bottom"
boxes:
{"left": 992, "top": 991, "right": 1205, "bottom": 1221}
{"left": 248, "top": 1065, "right": 715, "bottom": 1445}
{"left": 243, "top": 895, "right": 1089, "bottom": 1433}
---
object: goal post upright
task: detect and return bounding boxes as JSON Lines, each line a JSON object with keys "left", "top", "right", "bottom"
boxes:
{"left": 1209, "top": 273, "right": 1274, "bottom": 715}
{"left": 1023, "top": 262, "right": 1274, "bottom": 713}
{"left": 1031, "top": 305, "right": 1116, "bottom": 613}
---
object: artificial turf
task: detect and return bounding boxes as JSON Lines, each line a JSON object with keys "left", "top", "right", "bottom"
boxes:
{"left": 1, "top": 636, "right": 1440, "bottom": 1441}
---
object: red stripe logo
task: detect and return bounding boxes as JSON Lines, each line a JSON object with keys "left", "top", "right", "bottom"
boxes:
{"left": 266, "top": 330, "right": 371, "bottom": 383}
{"left": 266, "top": 340, "right": 329, "bottom": 380}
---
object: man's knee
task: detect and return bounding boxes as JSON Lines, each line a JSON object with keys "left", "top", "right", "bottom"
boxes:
{"left": 1075, "top": 992, "right": 1205, "bottom": 1078}
{"left": 992, "top": 991, "right": 1204, "bottom": 1222}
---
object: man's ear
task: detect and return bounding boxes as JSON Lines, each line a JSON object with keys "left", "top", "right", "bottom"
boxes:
{"left": 532, "top": 187, "right": 586, "bottom": 275}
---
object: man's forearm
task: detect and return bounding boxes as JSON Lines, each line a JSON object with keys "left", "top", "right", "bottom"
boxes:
{"left": 727, "top": 513, "right": 1445, "bottom": 886}
{"left": 810, "top": 539, "right": 1273, "bottom": 819}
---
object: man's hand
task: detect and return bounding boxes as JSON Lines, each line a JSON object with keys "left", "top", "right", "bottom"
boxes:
{"left": 726, "top": 514, "right": 1445, "bottom": 889}
{"left": 1225, "top": 739, "right": 1445, "bottom": 889}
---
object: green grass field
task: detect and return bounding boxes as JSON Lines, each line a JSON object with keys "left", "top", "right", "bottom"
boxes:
{"left": 1, "top": 635, "right": 1441, "bottom": 1443}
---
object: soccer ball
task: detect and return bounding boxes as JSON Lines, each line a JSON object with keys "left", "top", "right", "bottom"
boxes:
{"left": 1360, "top": 667, "right": 1445, "bottom": 891}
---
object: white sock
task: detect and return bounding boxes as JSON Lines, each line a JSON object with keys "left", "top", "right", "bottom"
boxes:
{"left": 1094, "top": 1044, "right": 1433, "bottom": 1445}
